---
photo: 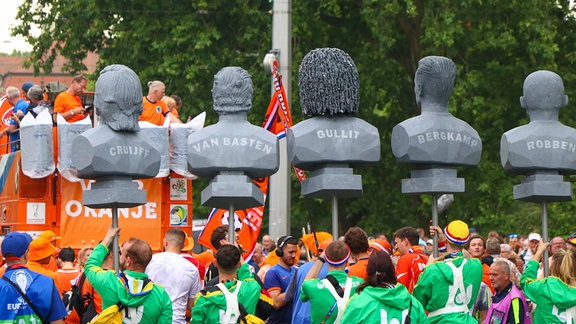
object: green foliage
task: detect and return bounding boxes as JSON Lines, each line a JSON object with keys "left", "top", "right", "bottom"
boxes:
{"left": 14, "top": 0, "right": 576, "bottom": 238}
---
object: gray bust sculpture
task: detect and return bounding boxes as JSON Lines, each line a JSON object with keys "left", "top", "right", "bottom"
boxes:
{"left": 391, "top": 56, "right": 482, "bottom": 193}
{"left": 187, "top": 67, "right": 279, "bottom": 209}
{"left": 287, "top": 48, "right": 380, "bottom": 198}
{"left": 501, "top": 70, "right": 576, "bottom": 201}
{"left": 72, "top": 64, "right": 161, "bottom": 208}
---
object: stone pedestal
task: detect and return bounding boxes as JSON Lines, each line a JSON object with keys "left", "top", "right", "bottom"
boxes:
{"left": 201, "top": 173, "right": 265, "bottom": 209}
{"left": 401, "top": 168, "right": 465, "bottom": 194}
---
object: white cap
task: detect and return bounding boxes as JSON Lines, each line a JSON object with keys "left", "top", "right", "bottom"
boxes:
{"left": 528, "top": 233, "right": 541, "bottom": 242}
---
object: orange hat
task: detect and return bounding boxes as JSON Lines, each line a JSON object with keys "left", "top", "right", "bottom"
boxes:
{"left": 29, "top": 238, "right": 56, "bottom": 261}
{"left": 318, "top": 239, "right": 331, "bottom": 254}
{"left": 39, "top": 230, "right": 61, "bottom": 242}
{"left": 182, "top": 236, "right": 195, "bottom": 252}
{"left": 370, "top": 238, "right": 392, "bottom": 254}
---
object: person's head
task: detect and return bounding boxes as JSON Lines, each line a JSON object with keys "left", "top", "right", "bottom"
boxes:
{"left": 500, "top": 244, "right": 512, "bottom": 259}
{"left": 39, "top": 230, "right": 60, "bottom": 247}
{"left": 508, "top": 234, "right": 519, "bottom": 249}
{"left": 58, "top": 247, "right": 76, "bottom": 263}
{"left": 147, "top": 80, "right": 166, "bottom": 102}
{"left": 521, "top": 70, "right": 568, "bottom": 113}
{"left": 344, "top": 227, "right": 369, "bottom": 255}
{"left": 275, "top": 235, "right": 299, "bottom": 268}
{"left": 164, "top": 228, "right": 186, "bottom": 252}
{"left": 509, "top": 255, "right": 524, "bottom": 273}
{"left": 162, "top": 96, "right": 177, "bottom": 112}
{"left": 211, "top": 225, "right": 231, "bottom": 250}
{"left": 6, "top": 86, "right": 21, "bottom": 106}
{"left": 1, "top": 232, "right": 32, "bottom": 264}
{"left": 28, "top": 237, "right": 56, "bottom": 264}
{"left": 528, "top": 233, "right": 541, "bottom": 253}
{"left": 69, "top": 75, "right": 88, "bottom": 96}
{"left": 27, "top": 85, "right": 45, "bottom": 103}
{"left": 550, "top": 248, "right": 576, "bottom": 286}
{"left": 486, "top": 237, "right": 501, "bottom": 255}
{"left": 262, "top": 235, "right": 274, "bottom": 251}
{"left": 550, "top": 236, "right": 566, "bottom": 254}
{"left": 414, "top": 56, "right": 456, "bottom": 109}
{"left": 77, "top": 246, "right": 94, "bottom": 269}
{"left": 170, "top": 95, "right": 182, "bottom": 110}
{"left": 95, "top": 64, "right": 143, "bottom": 131}
{"left": 324, "top": 241, "right": 350, "bottom": 270}
{"left": 444, "top": 220, "right": 471, "bottom": 251}
{"left": 356, "top": 250, "right": 397, "bottom": 293}
{"left": 212, "top": 67, "right": 252, "bottom": 114}
{"left": 252, "top": 243, "right": 264, "bottom": 264}
{"left": 216, "top": 244, "right": 242, "bottom": 275}
{"left": 426, "top": 239, "right": 433, "bottom": 254}
{"left": 120, "top": 238, "right": 153, "bottom": 272}
{"left": 489, "top": 260, "right": 511, "bottom": 292}
{"left": 393, "top": 227, "right": 420, "bottom": 255}
{"left": 467, "top": 234, "right": 486, "bottom": 259}
{"left": 21, "top": 81, "right": 34, "bottom": 97}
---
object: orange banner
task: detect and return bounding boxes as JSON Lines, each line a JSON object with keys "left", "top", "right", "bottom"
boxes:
{"left": 60, "top": 178, "right": 163, "bottom": 250}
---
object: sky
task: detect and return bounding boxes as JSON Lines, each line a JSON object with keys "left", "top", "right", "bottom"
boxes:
{"left": 0, "top": 1, "right": 33, "bottom": 54}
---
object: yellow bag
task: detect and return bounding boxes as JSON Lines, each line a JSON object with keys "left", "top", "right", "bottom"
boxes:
{"left": 88, "top": 303, "right": 125, "bottom": 324}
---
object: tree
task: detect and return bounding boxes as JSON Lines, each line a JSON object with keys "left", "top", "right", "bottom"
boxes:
{"left": 15, "top": 0, "right": 576, "bottom": 238}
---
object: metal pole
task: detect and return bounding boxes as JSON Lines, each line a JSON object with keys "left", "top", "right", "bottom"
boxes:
{"left": 432, "top": 194, "right": 439, "bottom": 258}
{"left": 112, "top": 207, "right": 119, "bottom": 273}
{"left": 228, "top": 203, "right": 235, "bottom": 244}
{"left": 268, "top": 0, "right": 292, "bottom": 240}
{"left": 542, "top": 201, "right": 549, "bottom": 277}
{"left": 332, "top": 196, "right": 338, "bottom": 239}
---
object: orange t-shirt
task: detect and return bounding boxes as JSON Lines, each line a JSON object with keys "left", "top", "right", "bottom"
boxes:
{"left": 56, "top": 268, "right": 80, "bottom": 294}
{"left": 139, "top": 97, "right": 169, "bottom": 126}
{"left": 395, "top": 246, "right": 428, "bottom": 293}
{"left": 54, "top": 91, "right": 85, "bottom": 123}
{"left": 171, "top": 108, "right": 180, "bottom": 119}
{"left": 348, "top": 258, "right": 369, "bottom": 281}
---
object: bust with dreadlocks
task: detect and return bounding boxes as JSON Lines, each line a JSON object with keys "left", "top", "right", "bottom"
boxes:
{"left": 287, "top": 48, "right": 381, "bottom": 198}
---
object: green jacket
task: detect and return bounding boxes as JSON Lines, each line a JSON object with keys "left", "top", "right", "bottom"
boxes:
{"left": 192, "top": 278, "right": 274, "bottom": 323}
{"left": 341, "top": 284, "right": 427, "bottom": 324}
{"left": 300, "top": 270, "right": 364, "bottom": 324}
{"left": 520, "top": 259, "right": 576, "bottom": 323}
{"left": 84, "top": 243, "right": 172, "bottom": 323}
{"left": 412, "top": 254, "right": 482, "bottom": 324}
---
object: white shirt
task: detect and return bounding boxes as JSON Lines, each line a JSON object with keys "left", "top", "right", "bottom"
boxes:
{"left": 146, "top": 252, "right": 201, "bottom": 324}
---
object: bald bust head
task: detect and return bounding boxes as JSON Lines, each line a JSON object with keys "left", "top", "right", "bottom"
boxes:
{"left": 521, "top": 70, "right": 568, "bottom": 114}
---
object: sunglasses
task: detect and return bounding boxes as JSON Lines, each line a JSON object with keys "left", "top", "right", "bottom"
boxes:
{"left": 509, "top": 234, "right": 519, "bottom": 238}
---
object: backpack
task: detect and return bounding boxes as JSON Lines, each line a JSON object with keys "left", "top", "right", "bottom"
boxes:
{"left": 88, "top": 302, "right": 125, "bottom": 324}
{"left": 62, "top": 273, "right": 98, "bottom": 324}
{"left": 216, "top": 281, "right": 264, "bottom": 324}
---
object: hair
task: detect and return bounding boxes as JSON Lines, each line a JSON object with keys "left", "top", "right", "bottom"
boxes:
{"left": 486, "top": 237, "right": 501, "bottom": 255}
{"left": 325, "top": 241, "right": 350, "bottom": 265}
{"left": 414, "top": 56, "right": 456, "bottom": 104}
{"left": 72, "top": 75, "right": 88, "bottom": 84}
{"left": 165, "top": 228, "right": 186, "bottom": 249}
{"left": 27, "top": 85, "right": 44, "bottom": 101}
{"left": 123, "top": 238, "right": 153, "bottom": 270}
{"left": 344, "top": 227, "right": 369, "bottom": 254}
{"left": 551, "top": 249, "right": 576, "bottom": 286}
{"left": 277, "top": 236, "right": 299, "bottom": 250}
{"left": 6, "top": 86, "right": 20, "bottom": 99}
{"left": 212, "top": 67, "right": 252, "bottom": 113}
{"left": 147, "top": 80, "right": 165, "bottom": 91}
{"left": 500, "top": 244, "right": 512, "bottom": 253}
{"left": 298, "top": 48, "right": 359, "bottom": 117}
{"left": 356, "top": 251, "right": 397, "bottom": 293}
{"left": 468, "top": 234, "right": 486, "bottom": 248}
{"left": 58, "top": 247, "right": 76, "bottom": 262}
{"left": 95, "top": 64, "right": 142, "bottom": 131}
{"left": 162, "top": 96, "right": 176, "bottom": 111}
{"left": 210, "top": 225, "right": 229, "bottom": 250}
{"left": 394, "top": 227, "right": 420, "bottom": 246}
{"left": 492, "top": 260, "right": 511, "bottom": 275}
{"left": 216, "top": 244, "right": 242, "bottom": 274}
{"left": 77, "top": 246, "right": 94, "bottom": 269}
{"left": 170, "top": 95, "right": 182, "bottom": 106}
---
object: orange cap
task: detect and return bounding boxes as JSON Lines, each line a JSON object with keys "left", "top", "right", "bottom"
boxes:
{"left": 39, "top": 230, "right": 61, "bottom": 242}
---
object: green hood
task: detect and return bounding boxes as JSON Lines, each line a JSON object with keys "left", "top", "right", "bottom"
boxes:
{"left": 362, "top": 284, "right": 412, "bottom": 310}
{"left": 114, "top": 270, "right": 154, "bottom": 307}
